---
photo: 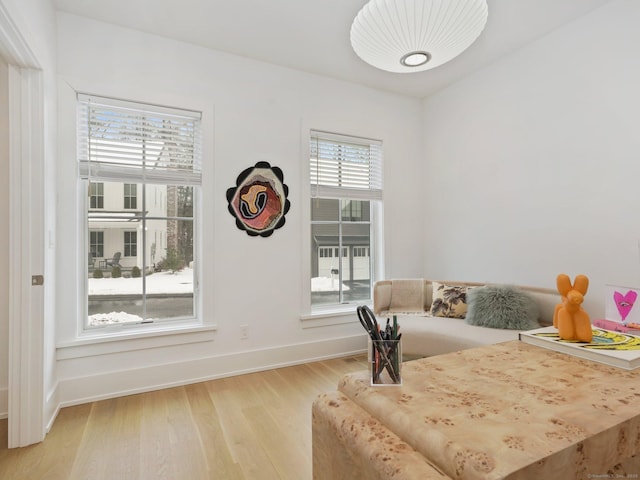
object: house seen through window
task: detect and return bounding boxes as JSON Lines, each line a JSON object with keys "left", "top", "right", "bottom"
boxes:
{"left": 309, "top": 130, "right": 383, "bottom": 308}
{"left": 79, "top": 94, "right": 202, "bottom": 329}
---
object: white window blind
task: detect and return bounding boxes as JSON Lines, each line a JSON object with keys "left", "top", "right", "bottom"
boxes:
{"left": 78, "top": 93, "right": 202, "bottom": 186}
{"left": 310, "top": 130, "right": 383, "bottom": 200}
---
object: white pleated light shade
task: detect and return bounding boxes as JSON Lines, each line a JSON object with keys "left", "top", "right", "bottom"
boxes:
{"left": 350, "top": 0, "right": 488, "bottom": 73}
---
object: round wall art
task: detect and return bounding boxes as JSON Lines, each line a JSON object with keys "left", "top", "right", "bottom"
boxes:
{"left": 226, "top": 161, "right": 291, "bottom": 237}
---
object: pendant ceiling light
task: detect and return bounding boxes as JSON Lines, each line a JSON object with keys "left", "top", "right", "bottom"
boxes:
{"left": 350, "top": 0, "right": 488, "bottom": 73}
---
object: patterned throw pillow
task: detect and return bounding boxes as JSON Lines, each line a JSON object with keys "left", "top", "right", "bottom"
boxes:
{"left": 429, "top": 282, "right": 468, "bottom": 319}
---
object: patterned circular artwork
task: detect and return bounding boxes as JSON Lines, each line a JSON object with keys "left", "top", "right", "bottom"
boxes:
{"left": 226, "top": 161, "right": 290, "bottom": 237}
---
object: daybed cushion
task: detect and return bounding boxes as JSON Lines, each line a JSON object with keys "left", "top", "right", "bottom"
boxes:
{"left": 399, "top": 316, "right": 522, "bottom": 357}
{"left": 466, "top": 285, "right": 540, "bottom": 330}
{"left": 429, "top": 282, "right": 468, "bottom": 319}
{"left": 389, "top": 279, "right": 424, "bottom": 313}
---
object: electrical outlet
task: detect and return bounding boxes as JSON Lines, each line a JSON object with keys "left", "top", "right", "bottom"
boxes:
{"left": 240, "top": 325, "right": 249, "bottom": 339}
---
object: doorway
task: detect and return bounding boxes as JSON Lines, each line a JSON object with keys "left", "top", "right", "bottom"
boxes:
{"left": 0, "top": 7, "right": 48, "bottom": 447}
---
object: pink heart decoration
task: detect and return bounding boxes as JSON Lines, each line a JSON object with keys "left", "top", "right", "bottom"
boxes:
{"left": 614, "top": 290, "right": 638, "bottom": 322}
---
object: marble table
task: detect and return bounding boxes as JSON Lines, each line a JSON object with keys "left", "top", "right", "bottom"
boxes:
{"left": 312, "top": 341, "right": 640, "bottom": 479}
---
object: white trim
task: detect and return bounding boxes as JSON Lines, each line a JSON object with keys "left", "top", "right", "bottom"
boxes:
{"left": 0, "top": 386, "right": 7, "bottom": 419}
{"left": 300, "top": 303, "right": 379, "bottom": 329}
{"left": 0, "top": 3, "right": 39, "bottom": 68}
{"left": 372, "top": 195, "right": 385, "bottom": 284}
{"left": 7, "top": 65, "right": 46, "bottom": 448}
{"left": 44, "top": 383, "right": 59, "bottom": 433}
{"left": 300, "top": 306, "right": 357, "bottom": 319}
{"left": 300, "top": 314, "right": 359, "bottom": 329}
{"left": 57, "top": 324, "right": 217, "bottom": 359}
{"left": 57, "top": 334, "right": 367, "bottom": 408}
{"left": 299, "top": 123, "right": 313, "bottom": 315}
{"left": 1, "top": 3, "right": 47, "bottom": 447}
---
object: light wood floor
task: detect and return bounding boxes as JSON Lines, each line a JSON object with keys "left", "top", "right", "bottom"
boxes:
{"left": 0, "top": 355, "right": 367, "bottom": 480}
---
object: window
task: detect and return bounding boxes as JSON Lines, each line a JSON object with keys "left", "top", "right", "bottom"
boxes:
{"left": 90, "top": 182, "right": 104, "bottom": 208}
{"left": 124, "top": 183, "right": 137, "bottom": 209}
{"left": 124, "top": 231, "right": 137, "bottom": 257}
{"left": 89, "top": 231, "right": 104, "bottom": 258}
{"left": 353, "top": 247, "right": 368, "bottom": 257}
{"left": 78, "top": 94, "right": 202, "bottom": 330}
{"left": 342, "top": 200, "right": 362, "bottom": 221}
{"left": 310, "top": 130, "right": 382, "bottom": 308}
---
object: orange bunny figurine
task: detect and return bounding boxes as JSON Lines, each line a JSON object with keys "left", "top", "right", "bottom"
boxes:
{"left": 553, "top": 273, "right": 592, "bottom": 342}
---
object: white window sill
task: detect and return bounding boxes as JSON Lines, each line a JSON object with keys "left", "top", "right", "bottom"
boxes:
{"left": 300, "top": 304, "right": 368, "bottom": 328}
{"left": 56, "top": 322, "right": 217, "bottom": 360}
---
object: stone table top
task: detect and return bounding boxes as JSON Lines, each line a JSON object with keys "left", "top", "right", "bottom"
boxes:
{"left": 338, "top": 340, "right": 640, "bottom": 479}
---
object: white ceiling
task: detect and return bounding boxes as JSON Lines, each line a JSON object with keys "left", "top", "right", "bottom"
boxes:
{"left": 52, "top": 0, "right": 613, "bottom": 98}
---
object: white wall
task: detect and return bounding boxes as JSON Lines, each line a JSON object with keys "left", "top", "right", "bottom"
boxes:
{"left": 55, "top": 13, "right": 424, "bottom": 405}
{"left": 0, "top": 55, "right": 8, "bottom": 417}
{"left": 422, "top": 0, "right": 640, "bottom": 317}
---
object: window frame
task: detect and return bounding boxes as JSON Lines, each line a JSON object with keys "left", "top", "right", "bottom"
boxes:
{"left": 307, "top": 130, "right": 384, "bottom": 315}
{"left": 77, "top": 93, "right": 203, "bottom": 335}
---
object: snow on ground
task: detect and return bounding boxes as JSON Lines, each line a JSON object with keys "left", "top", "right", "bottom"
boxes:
{"left": 88, "top": 269, "right": 193, "bottom": 325}
{"left": 88, "top": 271, "right": 345, "bottom": 326}
{"left": 311, "top": 276, "right": 350, "bottom": 292}
{"left": 89, "top": 311, "right": 144, "bottom": 326}
{"left": 89, "top": 268, "right": 194, "bottom": 295}
{"left": 89, "top": 271, "right": 345, "bottom": 295}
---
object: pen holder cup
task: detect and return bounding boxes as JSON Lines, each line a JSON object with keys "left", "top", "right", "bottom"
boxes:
{"left": 369, "top": 338, "right": 402, "bottom": 386}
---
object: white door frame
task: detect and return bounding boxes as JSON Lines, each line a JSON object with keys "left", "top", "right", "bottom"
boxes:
{"left": 0, "top": 3, "right": 47, "bottom": 448}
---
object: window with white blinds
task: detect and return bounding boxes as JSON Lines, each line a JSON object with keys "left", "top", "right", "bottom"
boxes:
{"left": 308, "top": 129, "right": 383, "bottom": 311}
{"left": 77, "top": 93, "right": 202, "bottom": 331}
{"left": 310, "top": 130, "right": 383, "bottom": 200}
{"left": 77, "top": 93, "right": 202, "bottom": 186}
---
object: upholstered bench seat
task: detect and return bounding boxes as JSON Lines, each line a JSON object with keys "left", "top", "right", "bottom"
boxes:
{"left": 373, "top": 279, "right": 559, "bottom": 356}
